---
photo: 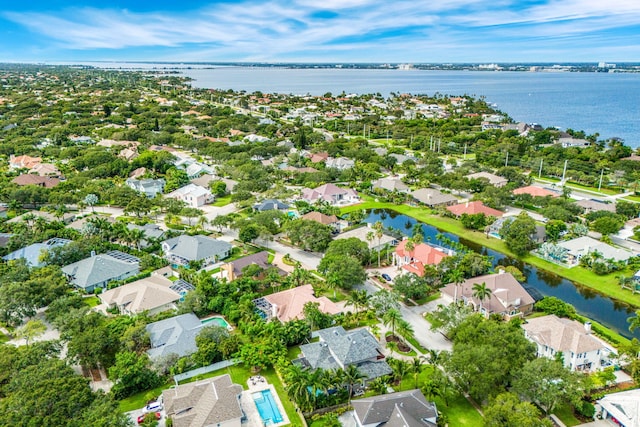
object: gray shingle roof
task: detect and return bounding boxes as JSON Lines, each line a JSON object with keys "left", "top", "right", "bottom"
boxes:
{"left": 254, "top": 199, "right": 289, "bottom": 211}
{"left": 299, "top": 326, "right": 390, "bottom": 380}
{"left": 352, "top": 389, "right": 437, "bottom": 427}
{"left": 61, "top": 251, "right": 140, "bottom": 290}
{"left": 162, "top": 235, "right": 232, "bottom": 262}
{"left": 146, "top": 313, "right": 203, "bottom": 360}
{"left": 3, "top": 238, "right": 71, "bottom": 267}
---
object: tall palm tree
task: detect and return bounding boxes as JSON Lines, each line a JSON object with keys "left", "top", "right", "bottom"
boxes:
{"left": 374, "top": 221, "right": 385, "bottom": 267}
{"left": 472, "top": 282, "right": 492, "bottom": 315}
{"left": 383, "top": 308, "right": 402, "bottom": 337}
{"left": 449, "top": 269, "right": 465, "bottom": 304}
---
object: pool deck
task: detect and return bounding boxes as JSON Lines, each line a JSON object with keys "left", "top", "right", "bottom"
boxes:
{"left": 240, "top": 376, "right": 290, "bottom": 427}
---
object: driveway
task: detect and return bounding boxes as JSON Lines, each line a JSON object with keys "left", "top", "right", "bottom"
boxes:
{"left": 356, "top": 280, "right": 452, "bottom": 352}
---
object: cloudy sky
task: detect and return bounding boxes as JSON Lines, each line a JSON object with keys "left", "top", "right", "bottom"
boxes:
{"left": 1, "top": 0, "right": 639, "bottom": 62}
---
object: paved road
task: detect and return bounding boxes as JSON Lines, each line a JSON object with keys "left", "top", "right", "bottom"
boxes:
{"left": 357, "top": 280, "right": 452, "bottom": 352}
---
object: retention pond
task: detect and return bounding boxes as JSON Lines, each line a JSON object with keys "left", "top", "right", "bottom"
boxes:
{"left": 366, "top": 209, "right": 640, "bottom": 340}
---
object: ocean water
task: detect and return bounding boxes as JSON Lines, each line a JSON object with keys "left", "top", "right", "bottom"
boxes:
{"left": 178, "top": 67, "right": 640, "bottom": 148}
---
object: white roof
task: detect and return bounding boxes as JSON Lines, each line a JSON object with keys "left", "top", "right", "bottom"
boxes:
{"left": 599, "top": 388, "right": 640, "bottom": 427}
{"left": 558, "top": 236, "right": 635, "bottom": 262}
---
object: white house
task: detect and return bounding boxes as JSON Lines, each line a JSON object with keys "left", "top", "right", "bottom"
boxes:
{"left": 166, "top": 183, "right": 214, "bottom": 208}
{"left": 126, "top": 178, "right": 165, "bottom": 198}
{"left": 522, "top": 314, "right": 615, "bottom": 372}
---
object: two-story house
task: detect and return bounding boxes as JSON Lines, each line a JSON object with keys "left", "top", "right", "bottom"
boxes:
{"left": 522, "top": 314, "right": 615, "bottom": 372}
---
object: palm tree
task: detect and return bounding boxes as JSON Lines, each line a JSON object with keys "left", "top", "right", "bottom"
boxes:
{"left": 628, "top": 310, "right": 640, "bottom": 333}
{"left": 383, "top": 308, "right": 402, "bottom": 337}
{"left": 370, "top": 376, "right": 390, "bottom": 395}
{"left": 396, "top": 319, "right": 414, "bottom": 344}
{"left": 345, "top": 289, "right": 369, "bottom": 320}
{"left": 374, "top": 221, "right": 384, "bottom": 267}
{"left": 343, "top": 365, "right": 365, "bottom": 401}
{"left": 471, "top": 282, "right": 492, "bottom": 315}
{"left": 283, "top": 364, "right": 312, "bottom": 412}
{"left": 410, "top": 357, "right": 425, "bottom": 388}
{"left": 449, "top": 269, "right": 465, "bottom": 304}
{"left": 326, "top": 272, "right": 341, "bottom": 299}
{"left": 388, "top": 358, "right": 410, "bottom": 388}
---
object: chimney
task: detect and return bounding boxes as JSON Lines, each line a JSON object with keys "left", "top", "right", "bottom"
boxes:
{"left": 497, "top": 268, "right": 505, "bottom": 274}
{"left": 584, "top": 321, "right": 592, "bottom": 334}
{"left": 465, "top": 201, "right": 469, "bottom": 208}
{"left": 91, "top": 250, "right": 96, "bottom": 257}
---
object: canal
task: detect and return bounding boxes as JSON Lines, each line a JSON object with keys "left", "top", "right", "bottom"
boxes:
{"left": 365, "top": 208, "right": 640, "bottom": 340}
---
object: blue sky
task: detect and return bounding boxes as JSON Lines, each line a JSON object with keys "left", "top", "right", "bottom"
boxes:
{"left": 1, "top": 0, "right": 639, "bottom": 62}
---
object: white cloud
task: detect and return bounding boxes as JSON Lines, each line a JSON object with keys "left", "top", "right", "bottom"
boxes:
{"left": 3, "top": 0, "right": 640, "bottom": 61}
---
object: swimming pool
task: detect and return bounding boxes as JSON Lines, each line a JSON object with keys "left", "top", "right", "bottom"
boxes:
{"left": 252, "top": 389, "right": 284, "bottom": 425}
{"left": 200, "top": 316, "right": 231, "bottom": 330}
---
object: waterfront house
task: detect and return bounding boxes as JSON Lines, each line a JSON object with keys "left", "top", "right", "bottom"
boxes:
{"left": 162, "top": 374, "right": 243, "bottom": 427}
{"left": 441, "top": 271, "right": 535, "bottom": 319}
{"left": 557, "top": 236, "right": 635, "bottom": 265}
{"left": 62, "top": 250, "right": 140, "bottom": 293}
{"left": 335, "top": 225, "right": 397, "bottom": 251}
{"left": 522, "top": 315, "right": 614, "bottom": 373}
{"left": 393, "top": 238, "right": 450, "bottom": 276}
{"left": 161, "top": 235, "right": 232, "bottom": 267}
{"left": 166, "top": 183, "right": 214, "bottom": 208}
{"left": 410, "top": 188, "right": 458, "bottom": 208}
{"left": 465, "top": 172, "right": 508, "bottom": 188}
{"left": 293, "top": 326, "right": 392, "bottom": 382}
{"left": 253, "top": 284, "right": 342, "bottom": 322}
{"left": 146, "top": 313, "right": 203, "bottom": 360}
{"left": 301, "top": 211, "right": 344, "bottom": 232}
{"left": 352, "top": 389, "right": 438, "bottom": 427}
{"left": 301, "top": 183, "right": 359, "bottom": 206}
{"left": 126, "top": 177, "right": 165, "bottom": 198}
{"left": 446, "top": 200, "right": 503, "bottom": 218}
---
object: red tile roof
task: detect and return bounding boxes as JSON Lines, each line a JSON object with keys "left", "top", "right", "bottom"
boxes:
{"left": 446, "top": 201, "right": 503, "bottom": 218}
{"left": 395, "top": 240, "right": 449, "bottom": 276}
{"left": 513, "top": 185, "right": 559, "bottom": 198}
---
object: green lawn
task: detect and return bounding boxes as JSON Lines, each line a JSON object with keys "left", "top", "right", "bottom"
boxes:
{"left": 554, "top": 403, "right": 582, "bottom": 427}
{"left": 437, "top": 394, "right": 484, "bottom": 427}
{"left": 0, "top": 332, "right": 9, "bottom": 344}
{"left": 622, "top": 194, "right": 640, "bottom": 203}
{"left": 213, "top": 195, "right": 232, "bottom": 207}
{"left": 83, "top": 296, "right": 100, "bottom": 308}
